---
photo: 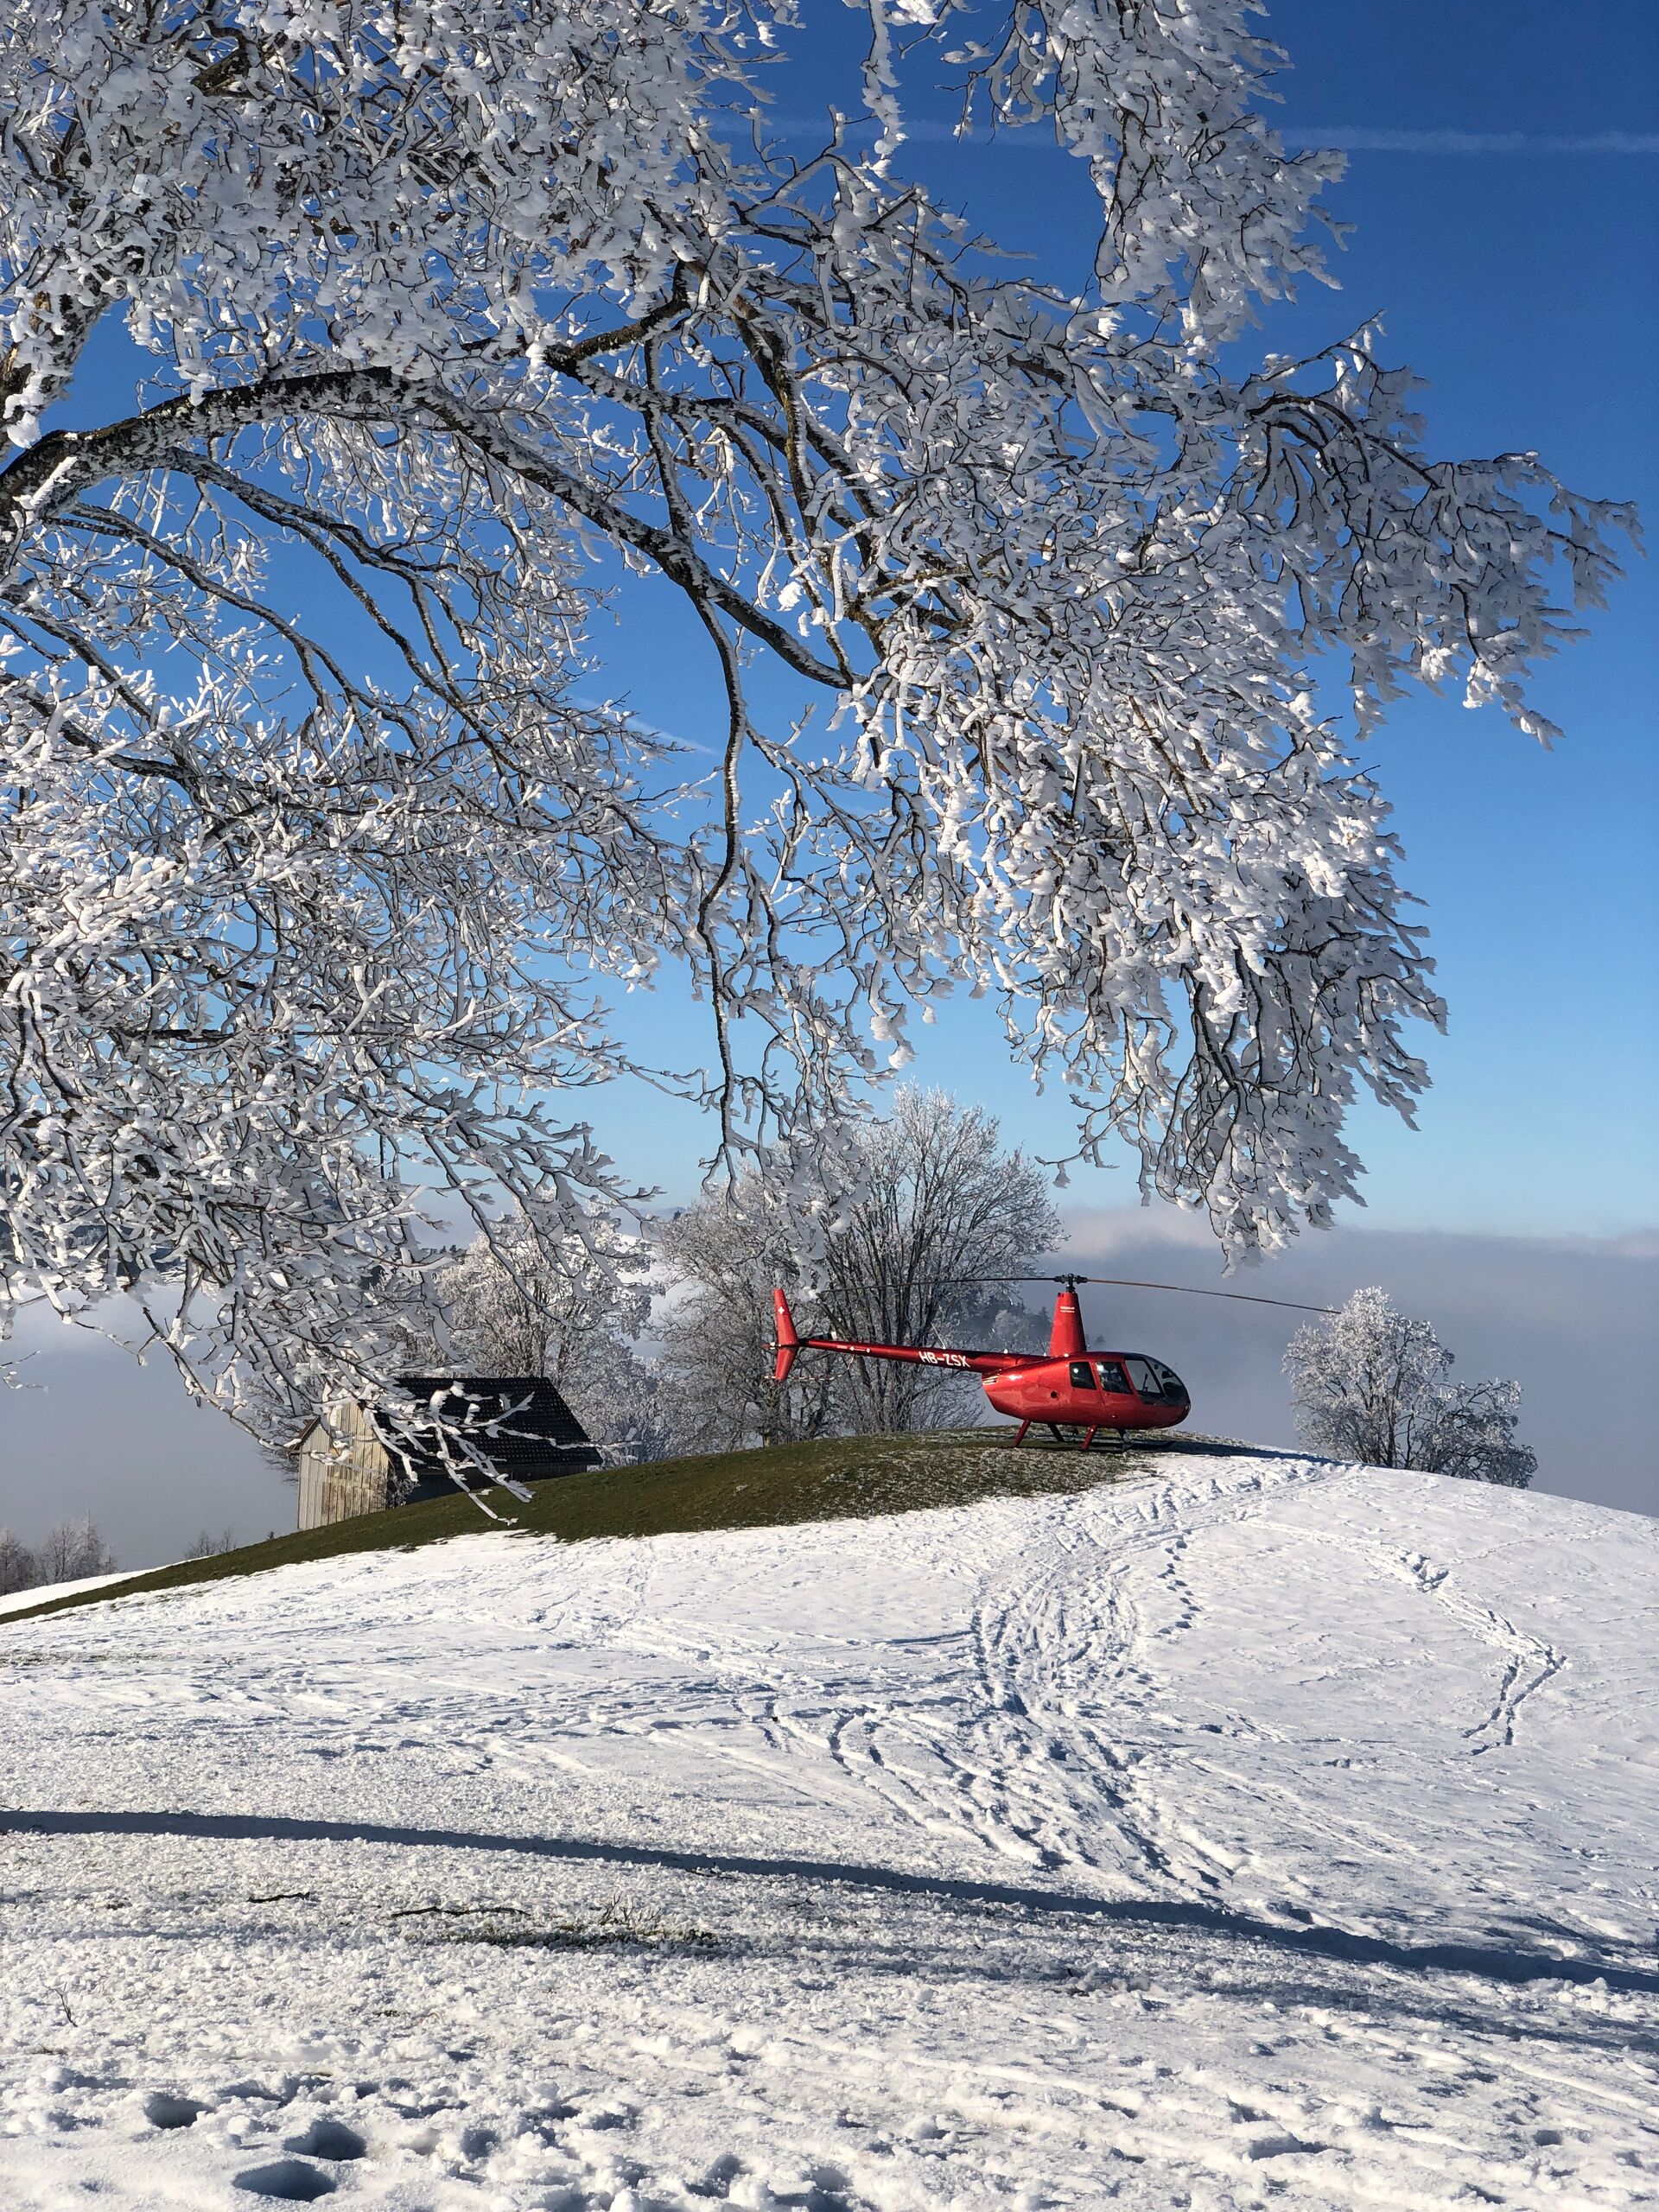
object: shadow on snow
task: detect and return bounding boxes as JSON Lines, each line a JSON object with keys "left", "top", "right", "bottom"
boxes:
{"left": 9, "top": 1806, "right": 1657, "bottom": 1999}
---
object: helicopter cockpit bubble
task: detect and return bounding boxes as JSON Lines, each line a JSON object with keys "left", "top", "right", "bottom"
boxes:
{"left": 1123, "top": 1357, "right": 1188, "bottom": 1404}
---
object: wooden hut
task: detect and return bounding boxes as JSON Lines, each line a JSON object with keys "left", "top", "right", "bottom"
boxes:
{"left": 296, "top": 1376, "right": 601, "bottom": 1531}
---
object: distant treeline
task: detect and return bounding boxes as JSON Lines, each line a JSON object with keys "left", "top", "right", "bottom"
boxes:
{"left": 0, "top": 1516, "right": 117, "bottom": 1597}
{"left": 0, "top": 1521, "right": 247, "bottom": 1597}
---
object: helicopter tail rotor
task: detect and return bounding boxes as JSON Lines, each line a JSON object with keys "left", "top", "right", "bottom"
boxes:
{"left": 772, "top": 1287, "right": 799, "bottom": 1385}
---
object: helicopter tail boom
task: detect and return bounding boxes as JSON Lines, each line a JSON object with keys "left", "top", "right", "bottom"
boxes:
{"left": 771, "top": 1287, "right": 1036, "bottom": 1381}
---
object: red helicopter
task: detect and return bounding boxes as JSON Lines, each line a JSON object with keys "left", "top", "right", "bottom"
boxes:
{"left": 772, "top": 1273, "right": 1334, "bottom": 1449}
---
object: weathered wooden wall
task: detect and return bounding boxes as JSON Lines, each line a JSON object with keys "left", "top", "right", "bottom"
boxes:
{"left": 296, "top": 1399, "right": 393, "bottom": 1530}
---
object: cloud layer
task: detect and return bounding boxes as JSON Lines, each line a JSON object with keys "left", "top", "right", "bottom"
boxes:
{"left": 1046, "top": 1211, "right": 1658, "bottom": 1520}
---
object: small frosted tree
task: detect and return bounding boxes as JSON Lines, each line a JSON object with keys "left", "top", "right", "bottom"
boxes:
{"left": 661, "top": 1090, "right": 1060, "bottom": 1446}
{"left": 809, "top": 1090, "right": 1062, "bottom": 1434}
{"left": 0, "top": 1526, "right": 38, "bottom": 1594}
{"left": 656, "top": 1178, "right": 847, "bottom": 1455}
{"left": 435, "top": 1213, "right": 646, "bottom": 1388}
{"left": 35, "top": 1516, "right": 117, "bottom": 1582}
{"left": 421, "top": 1209, "right": 672, "bottom": 1464}
{"left": 1285, "top": 1289, "right": 1535, "bottom": 1487}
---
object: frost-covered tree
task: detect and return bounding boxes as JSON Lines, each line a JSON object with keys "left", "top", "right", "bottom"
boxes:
{"left": 434, "top": 1214, "right": 645, "bottom": 1389}
{"left": 662, "top": 1090, "right": 1058, "bottom": 1445}
{"left": 421, "top": 1211, "right": 673, "bottom": 1463}
{"left": 656, "top": 1188, "right": 842, "bottom": 1455}
{"left": 35, "top": 1515, "right": 117, "bottom": 1582}
{"left": 806, "top": 1088, "right": 1060, "bottom": 1433}
{"left": 182, "top": 1526, "right": 239, "bottom": 1560}
{"left": 0, "top": 1525, "right": 38, "bottom": 1594}
{"left": 0, "top": 2, "right": 1634, "bottom": 1451}
{"left": 1284, "top": 1289, "right": 1536, "bottom": 1487}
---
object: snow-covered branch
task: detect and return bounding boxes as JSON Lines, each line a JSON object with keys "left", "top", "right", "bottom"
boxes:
{"left": 0, "top": 1, "right": 1635, "bottom": 1445}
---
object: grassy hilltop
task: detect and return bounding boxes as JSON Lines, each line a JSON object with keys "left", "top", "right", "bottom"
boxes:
{"left": 3, "top": 1427, "right": 1253, "bottom": 1627}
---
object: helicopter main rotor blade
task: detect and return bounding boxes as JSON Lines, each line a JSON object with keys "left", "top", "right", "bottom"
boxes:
{"left": 942, "top": 1273, "right": 1336, "bottom": 1317}
{"left": 1071, "top": 1275, "right": 1336, "bottom": 1316}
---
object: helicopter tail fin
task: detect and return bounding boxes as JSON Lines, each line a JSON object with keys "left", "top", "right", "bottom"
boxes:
{"left": 772, "top": 1287, "right": 799, "bottom": 1385}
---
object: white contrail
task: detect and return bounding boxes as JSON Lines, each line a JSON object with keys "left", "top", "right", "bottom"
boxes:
{"left": 1287, "top": 128, "right": 1659, "bottom": 155}
{"left": 751, "top": 113, "right": 1658, "bottom": 156}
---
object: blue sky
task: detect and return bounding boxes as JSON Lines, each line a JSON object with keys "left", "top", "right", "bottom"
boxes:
{"left": 581, "top": 1, "right": 1659, "bottom": 1240}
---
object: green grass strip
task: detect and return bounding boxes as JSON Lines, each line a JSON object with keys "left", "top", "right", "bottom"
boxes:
{"left": 2, "top": 1428, "right": 1251, "bottom": 1627}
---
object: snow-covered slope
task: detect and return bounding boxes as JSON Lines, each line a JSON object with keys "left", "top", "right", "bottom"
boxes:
{"left": 0, "top": 1570, "right": 140, "bottom": 1619}
{"left": 2, "top": 1451, "right": 1656, "bottom": 2209}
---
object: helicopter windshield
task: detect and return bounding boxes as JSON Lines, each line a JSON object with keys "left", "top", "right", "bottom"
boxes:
{"left": 1123, "top": 1357, "right": 1188, "bottom": 1404}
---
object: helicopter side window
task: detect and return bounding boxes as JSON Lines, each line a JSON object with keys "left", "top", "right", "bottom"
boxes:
{"left": 1069, "top": 1361, "right": 1096, "bottom": 1389}
{"left": 1096, "top": 1361, "right": 1130, "bottom": 1394}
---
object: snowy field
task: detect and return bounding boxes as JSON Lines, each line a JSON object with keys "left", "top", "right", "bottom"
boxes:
{"left": 2, "top": 1450, "right": 1656, "bottom": 2211}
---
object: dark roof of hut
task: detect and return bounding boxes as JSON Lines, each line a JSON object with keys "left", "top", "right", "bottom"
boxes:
{"left": 378, "top": 1376, "right": 601, "bottom": 1486}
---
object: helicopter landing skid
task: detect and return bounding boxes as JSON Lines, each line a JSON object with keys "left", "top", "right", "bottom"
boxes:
{"left": 1011, "top": 1420, "right": 1127, "bottom": 1452}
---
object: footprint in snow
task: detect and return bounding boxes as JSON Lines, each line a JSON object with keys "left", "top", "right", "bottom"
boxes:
{"left": 283, "top": 2118, "right": 367, "bottom": 2161}
{"left": 233, "top": 2158, "right": 337, "bottom": 2202}
{"left": 144, "top": 2091, "right": 207, "bottom": 2130}
{"left": 1245, "top": 2132, "right": 1326, "bottom": 2160}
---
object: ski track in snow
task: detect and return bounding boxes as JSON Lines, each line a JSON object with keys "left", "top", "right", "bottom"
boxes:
{"left": 2, "top": 1452, "right": 1656, "bottom": 2209}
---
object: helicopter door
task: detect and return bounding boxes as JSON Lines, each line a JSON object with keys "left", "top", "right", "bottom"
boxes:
{"left": 1151, "top": 1359, "right": 1189, "bottom": 1404}
{"left": 1122, "top": 1358, "right": 1166, "bottom": 1402}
